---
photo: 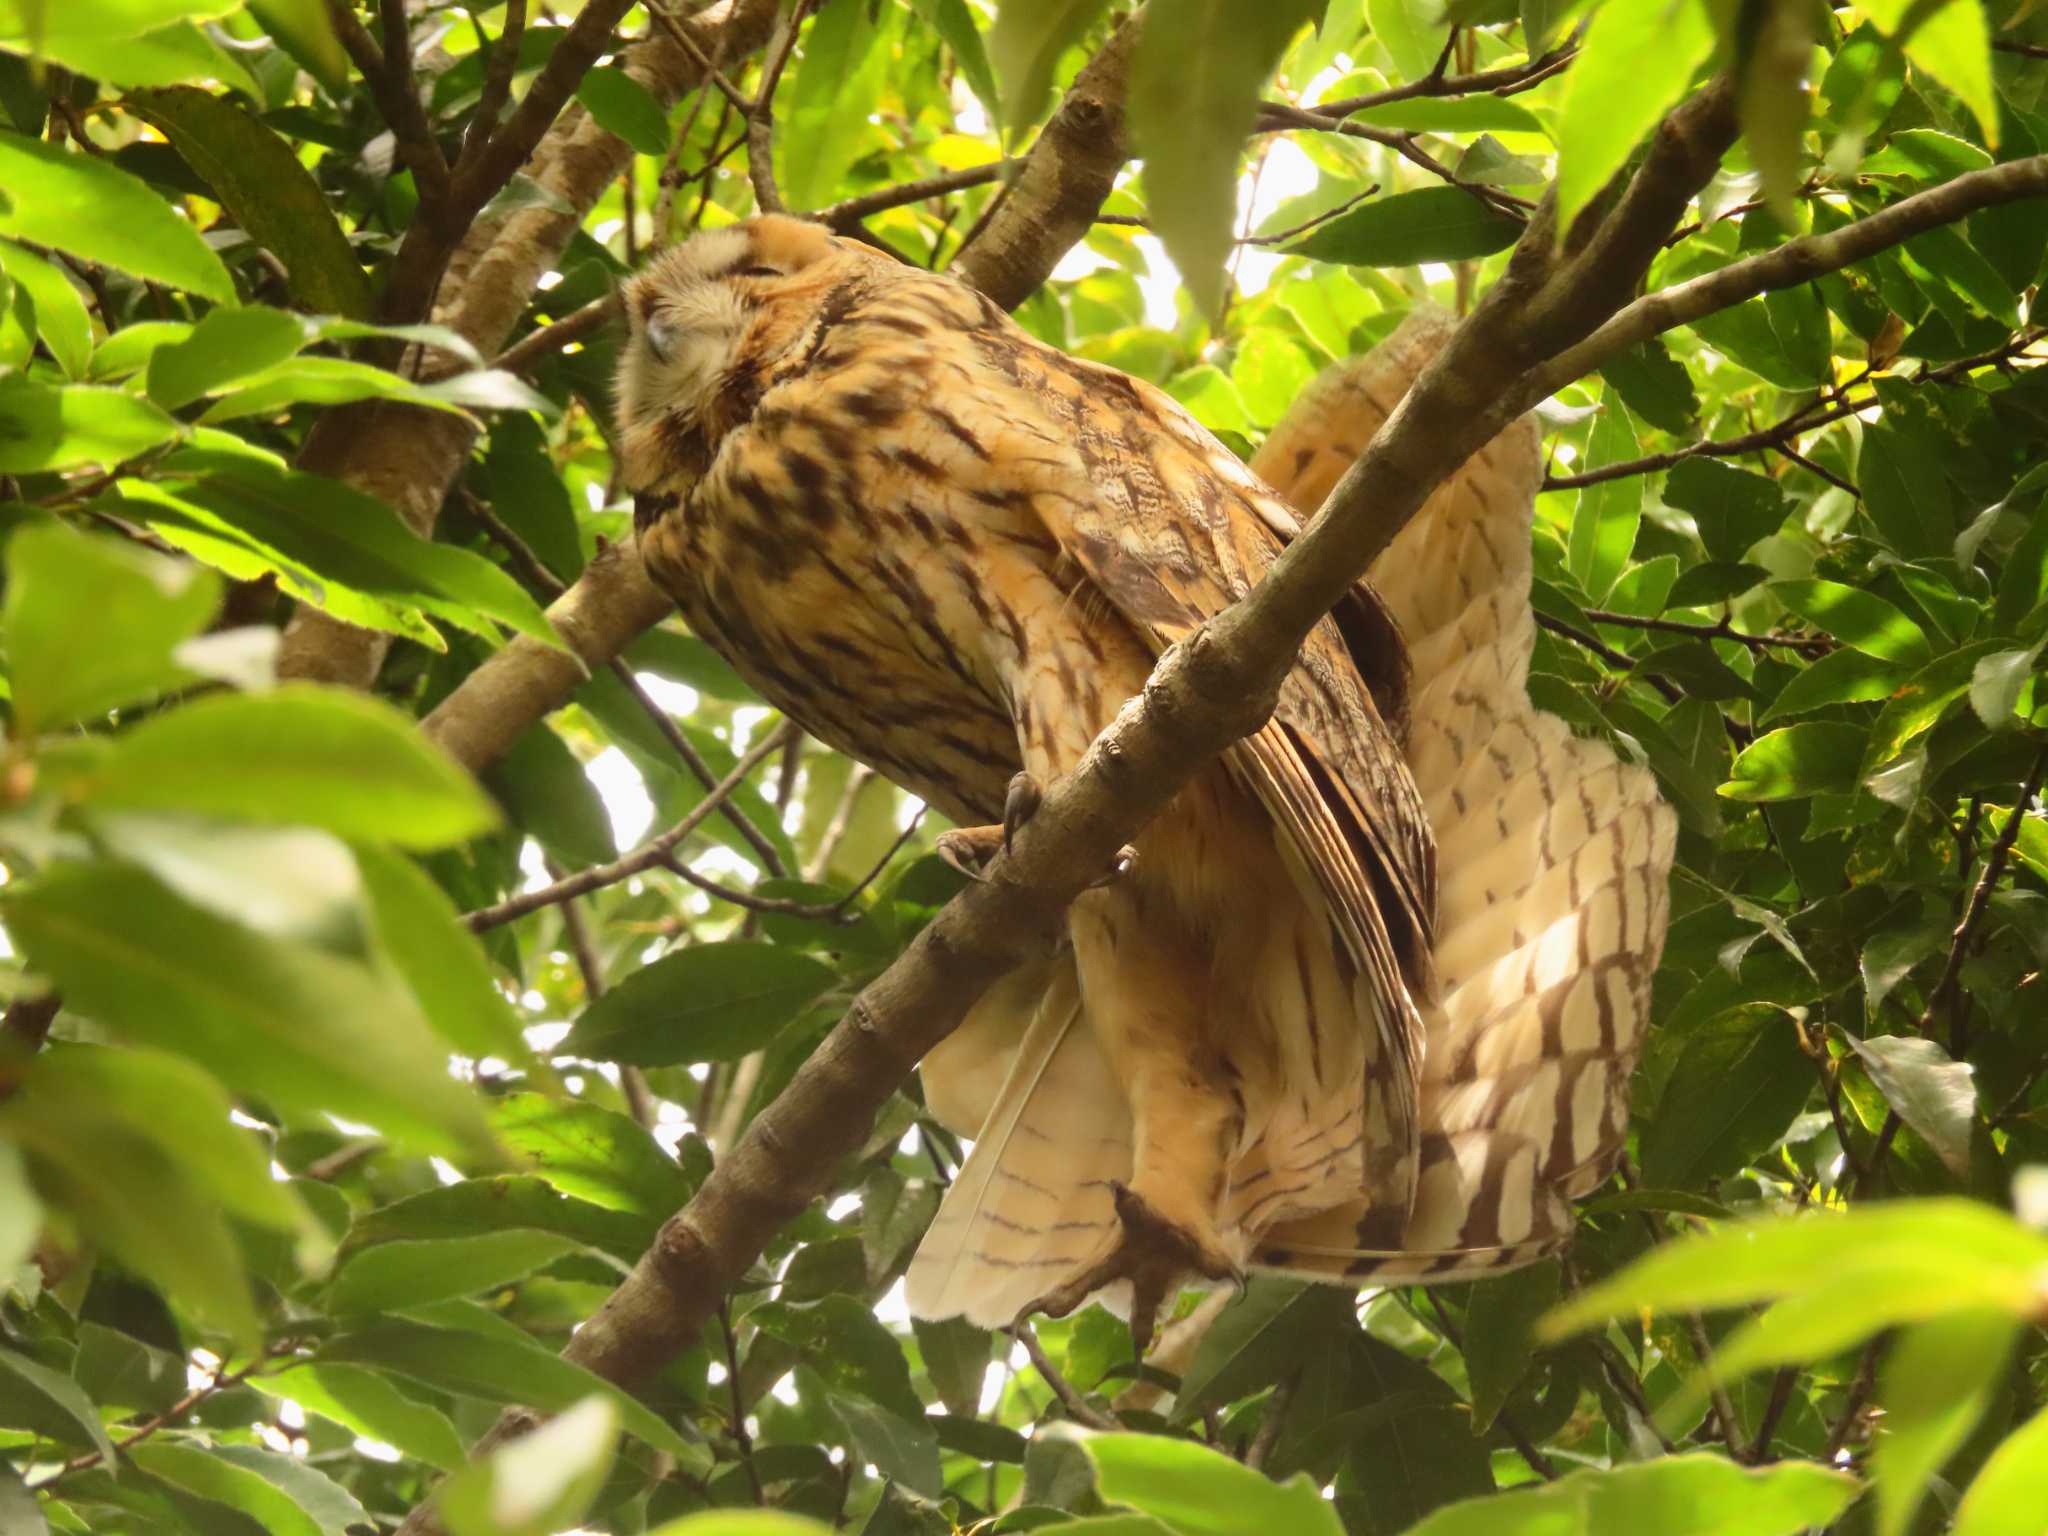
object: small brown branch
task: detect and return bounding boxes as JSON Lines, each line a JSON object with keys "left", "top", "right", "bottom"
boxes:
{"left": 818, "top": 161, "right": 1019, "bottom": 231}
{"left": 1243, "top": 1368, "right": 1299, "bottom": 1471}
{"left": 1578, "top": 608, "right": 1830, "bottom": 653}
{"left": 1535, "top": 612, "right": 1686, "bottom": 706}
{"left": 1255, "top": 101, "right": 1534, "bottom": 217}
{"left": 1683, "top": 1312, "right": 1746, "bottom": 1456}
{"left": 1314, "top": 44, "right": 1579, "bottom": 117}
{"left": 33, "top": 1348, "right": 281, "bottom": 1486}
{"left": 1993, "top": 39, "right": 2048, "bottom": 59}
{"left": 1506, "top": 155, "right": 2048, "bottom": 419}
{"left": 491, "top": 294, "right": 620, "bottom": 376}
{"left": 1749, "top": 1365, "right": 1799, "bottom": 1462}
{"left": 463, "top": 0, "right": 530, "bottom": 164}
{"left": 465, "top": 723, "right": 794, "bottom": 931}
{"left": 1015, "top": 1323, "right": 1118, "bottom": 1431}
{"left": 1243, "top": 183, "right": 1381, "bottom": 246}
{"left": 1823, "top": 1339, "right": 1884, "bottom": 1459}
{"left": 1, "top": 993, "right": 59, "bottom": 1055}
{"left": 462, "top": 489, "right": 567, "bottom": 596}
{"left": 1919, "top": 745, "right": 2048, "bottom": 1042}
{"left": 720, "top": 1301, "right": 767, "bottom": 1503}
{"left": 327, "top": 0, "right": 453, "bottom": 204}
{"left": 741, "top": 0, "right": 812, "bottom": 213}
{"left": 608, "top": 658, "right": 790, "bottom": 878}
{"left": 650, "top": 0, "right": 753, "bottom": 115}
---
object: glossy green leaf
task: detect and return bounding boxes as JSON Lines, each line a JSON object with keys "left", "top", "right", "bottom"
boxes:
{"left": 146, "top": 304, "right": 310, "bottom": 410}
{"left": 82, "top": 687, "right": 498, "bottom": 846}
{"left": 491, "top": 1093, "right": 696, "bottom": 1216}
{"left": 1365, "top": 0, "right": 1447, "bottom": 82}
{"left": 1569, "top": 397, "right": 1641, "bottom": 601}
{"left": 1640, "top": 1004, "right": 1814, "bottom": 1185}
{"left": 1, "top": 860, "right": 499, "bottom": 1160}
{"left": 0, "top": 239, "right": 90, "bottom": 377}
{"left": 1, "top": 521, "right": 218, "bottom": 733}
{"left": 329, "top": 1229, "right": 583, "bottom": 1313}
{"left": 0, "top": 375, "right": 182, "bottom": 472}
{"left": 781, "top": 0, "right": 889, "bottom": 211}
{"left": 827, "top": 1392, "right": 942, "bottom": 1497}
{"left": 440, "top": 1395, "right": 620, "bottom": 1536}
{"left": 0, "top": 1348, "right": 117, "bottom": 1465}
{"left": 1758, "top": 648, "right": 1910, "bottom": 724}
{"left": 1770, "top": 580, "right": 1931, "bottom": 664}
{"left": 989, "top": 0, "right": 1109, "bottom": 131}
{"left": 1600, "top": 338, "right": 1698, "bottom": 435}
{"left": 1861, "top": 0, "right": 1997, "bottom": 145}
{"left": 561, "top": 940, "right": 837, "bottom": 1066}
{"left": 0, "top": 130, "right": 232, "bottom": 299}
{"left": 576, "top": 66, "right": 670, "bottom": 157}
{"left": 1173, "top": 1278, "right": 1354, "bottom": 1423}
{"left": 1286, "top": 185, "right": 1522, "bottom": 268}
{"left": 1846, "top": 1034, "right": 1976, "bottom": 1179}
{"left": 1553, "top": 0, "right": 1715, "bottom": 235}
{"left": 1721, "top": 723, "right": 1867, "bottom": 801}
{"left": 257, "top": 1362, "right": 467, "bottom": 1471}
{"left": 1953, "top": 1401, "right": 2048, "bottom": 1536}
{"left": 1134, "top": 0, "right": 1321, "bottom": 315}
{"left": 322, "top": 1319, "right": 695, "bottom": 1458}
{"left": 1463, "top": 1260, "right": 1561, "bottom": 1434}
{"left": 129, "top": 1442, "right": 371, "bottom": 1536}
{"left": 1084, "top": 1431, "right": 1345, "bottom": 1536}
{"left": 354, "top": 843, "right": 530, "bottom": 1061}
{"left": 244, "top": 0, "right": 348, "bottom": 92}
{"left": 750, "top": 1297, "right": 924, "bottom": 1421}
{"left": 1873, "top": 1309, "right": 2018, "bottom": 1536}
{"left": 1402, "top": 1455, "right": 1858, "bottom": 1536}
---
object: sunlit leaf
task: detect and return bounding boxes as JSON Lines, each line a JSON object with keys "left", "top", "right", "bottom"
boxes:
{"left": 1553, "top": 0, "right": 1716, "bottom": 236}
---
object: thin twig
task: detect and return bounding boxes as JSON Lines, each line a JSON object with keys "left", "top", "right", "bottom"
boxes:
{"left": 1243, "top": 1369, "right": 1299, "bottom": 1471}
{"left": 819, "top": 161, "right": 1019, "bottom": 230}
{"left": 466, "top": 724, "right": 795, "bottom": 930}
{"left": 1578, "top": 608, "right": 1830, "bottom": 653}
{"left": 1683, "top": 1313, "right": 1746, "bottom": 1457}
{"left": 649, "top": 0, "right": 752, "bottom": 114}
{"left": 32, "top": 1348, "right": 282, "bottom": 1487}
{"left": 742, "top": 0, "right": 813, "bottom": 213}
{"left": 1534, "top": 612, "right": 1686, "bottom": 705}
{"left": 719, "top": 1301, "right": 767, "bottom": 1504}
{"left": 608, "top": 660, "right": 791, "bottom": 878}
{"left": 463, "top": 0, "right": 529, "bottom": 165}
{"left": 493, "top": 294, "right": 621, "bottom": 376}
{"left": 1823, "top": 1339, "right": 1884, "bottom": 1459}
{"left": 803, "top": 763, "right": 878, "bottom": 882}
{"left": 1014, "top": 1323, "right": 1118, "bottom": 1431}
{"left": 1311, "top": 41, "right": 1578, "bottom": 118}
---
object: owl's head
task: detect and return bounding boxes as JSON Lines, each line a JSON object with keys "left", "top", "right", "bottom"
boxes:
{"left": 615, "top": 217, "right": 862, "bottom": 484}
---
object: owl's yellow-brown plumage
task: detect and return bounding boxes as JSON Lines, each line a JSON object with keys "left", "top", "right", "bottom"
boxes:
{"left": 615, "top": 216, "right": 1674, "bottom": 1335}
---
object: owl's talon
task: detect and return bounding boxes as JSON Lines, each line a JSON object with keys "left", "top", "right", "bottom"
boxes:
{"left": 935, "top": 825, "right": 1004, "bottom": 882}
{"left": 1002, "top": 771, "right": 1043, "bottom": 855}
{"left": 1020, "top": 1182, "right": 1241, "bottom": 1359}
{"left": 1089, "top": 845, "right": 1139, "bottom": 889}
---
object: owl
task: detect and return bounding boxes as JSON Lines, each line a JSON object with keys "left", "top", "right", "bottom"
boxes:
{"left": 614, "top": 216, "right": 1675, "bottom": 1340}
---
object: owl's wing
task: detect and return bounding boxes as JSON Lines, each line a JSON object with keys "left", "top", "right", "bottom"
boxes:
{"left": 1246, "top": 310, "right": 1678, "bottom": 1283}
{"left": 957, "top": 321, "right": 1438, "bottom": 1230}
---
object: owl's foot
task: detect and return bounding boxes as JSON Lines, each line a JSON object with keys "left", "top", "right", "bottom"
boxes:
{"left": 1002, "top": 770, "right": 1042, "bottom": 851}
{"left": 1021, "top": 1182, "right": 1242, "bottom": 1358}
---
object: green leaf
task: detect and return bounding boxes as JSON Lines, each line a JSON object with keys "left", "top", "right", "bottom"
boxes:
{"left": 1463, "top": 1261, "right": 1561, "bottom": 1434}
{"left": 322, "top": 1319, "right": 695, "bottom": 1459}
{"left": 1553, "top": 0, "right": 1716, "bottom": 235}
{"left": 0, "top": 1144, "right": 41, "bottom": 1281}
{"left": 245, "top": 0, "right": 348, "bottom": 92}
{"left": 440, "top": 1396, "right": 620, "bottom": 1536}
{"left": 1861, "top": 0, "right": 1997, "bottom": 145}
{"left": 561, "top": 940, "right": 837, "bottom": 1067}
{"left": 82, "top": 687, "right": 498, "bottom": 846}
{"left": 827, "top": 1392, "right": 943, "bottom": 1498}
{"left": 1, "top": 860, "right": 499, "bottom": 1160}
{"left": 492, "top": 1092, "right": 696, "bottom": 1216}
{"left": 1346, "top": 95, "right": 1542, "bottom": 134}
{"left": 11, "top": 17, "right": 261, "bottom": 96}
{"left": 1953, "top": 1400, "right": 2048, "bottom": 1536}
{"left": 146, "top": 305, "right": 310, "bottom": 410}
{"left": 329, "top": 1230, "right": 583, "bottom": 1313}
{"left": 1862, "top": 127, "right": 1992, "bottom": 183}
{"left": 1172, "top": 1277, "right": 1354, "bottom": 1423}
{"left": 1770, "top": 579, "right": 1931, "bottom": 663}
{"left": 354, "top": 843, "right": 531, "bottom": 1062}
{"left": 1846, "top": 1034, "right": 1976, "bottom": 1179}
{"left": 1599, "top": 338, "right": 1698, "bottom": 435}
{"left": 128, "top": 1442, "right": 371, "bottom": 1536}
{"left": 648, "top": 1516, "right": 832, "bottom": 1536}
{"left": 1874, "top": 1309, "right": 2018, "bottom": 1536}
{"left": 0, "top": 1348, "right": 116, "bottom": 1465}
{"left": 915, "top": 0, "right": 1000, "bottom": 117}
{"left": 343, "top": 1175, "right": 656, "bottom": 1264}
{"left": 1165, "top": 363, "right": 1253, "bottom": 435}
{"left": 1640, "top": 1004, "right": 1814, "bottom": 1184}
{"left": 576, "top": 66, "right": 670, "bottom": 157}
{"left": 1542, "top": 1199, "right": 2048, "bottom": 1341}
{"left": 1083, "top": 1431, "right": 1345, "bottom": 1536}
{"left": 0, "top": 129, "right": 232, "bottom": 300}
{"left": 1666, "top": 561, "right": 1769, "bottom": 609}
{"left": 750, "top": 1297, "right": 924, "bottom": 1420}
{"left": 911, "top": 1315, "right": 991, "bottom": 1420}
{"left": 1721, "top": 722, "right": 1866, "bottom": 800}
{"left": 129, "top": 462, "right": 563, "bottom": 648}
{"left": 1758, "top": 648, "right": 1910, "bottom": 724}
{"left": 257, "top": 1362, "right": 467, "bottom": 1471}
{"left": 989, "top": 0, "right": 1109, "bottom": 131}
{"left": 1286, "top": 185, "right": 1522, "bottom": 268}
{"left": 1365, "top": 0, "right": 1447, "bottom": 82}
{"left": 486, "top": 724, "right": 618, "bottom": 871}
{"left": 1969, "top": 645, "right": 2042, "bottom": 727}
{"left": 1906, "top": 221, "right": 2020, "bottom": 325}
{"left": 1, "top": 521, "right": 218, "bottom": 734}
{"left": 0, "top": 375, "right": 182, "bottom": 472}
{"left": 780, "top": 0, "right": 889, "bottom": 211}
{"left": 0, "top": 239, "right": 90, "bottom": 377}
{"left": 1134, "top": 0, "right": 1321, "bottom": 315}
{"left": 1664, "top": 456, "right": 1787, "bottom": 562}
{"left": 1569, "top": 398, "right": 1642, "bottom": 601}
{"left": 1400, "top": 1454, "right": 1858, "bottom": 1536}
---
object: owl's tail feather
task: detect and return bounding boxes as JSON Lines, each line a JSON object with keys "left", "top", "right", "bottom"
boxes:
{"left": 1244, "top": 308, "right": 1678, "bottom": 1286}
{"left": 904, "top": 953, "right": 1134, "bottom": 1328}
